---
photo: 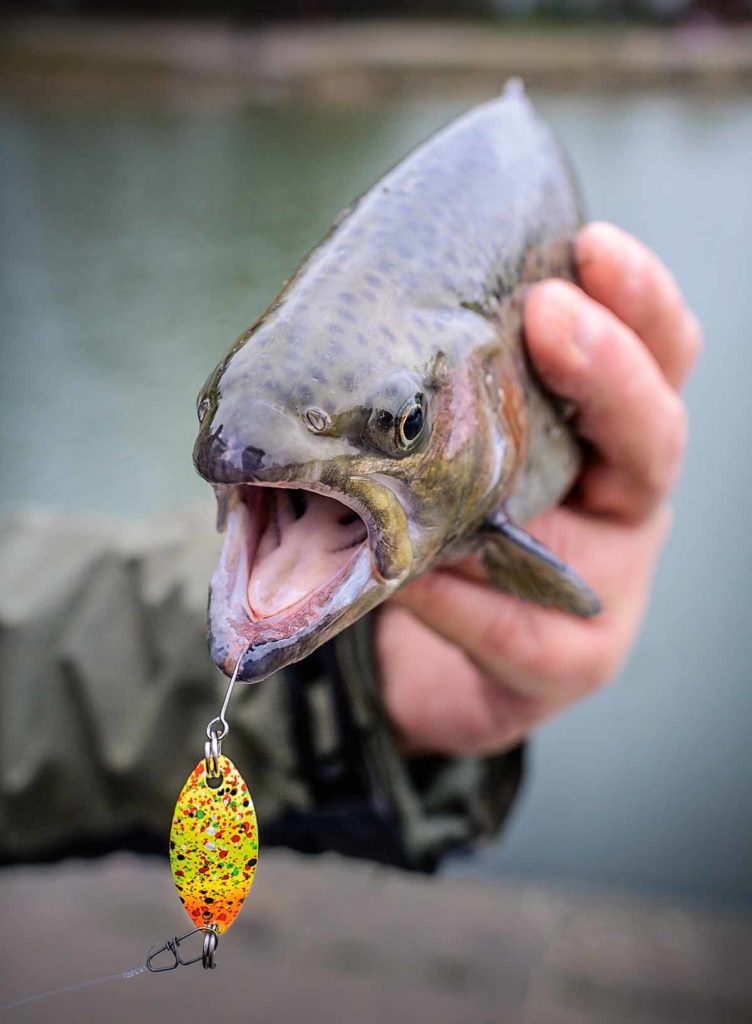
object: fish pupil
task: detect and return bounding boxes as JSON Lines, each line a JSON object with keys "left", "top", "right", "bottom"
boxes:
{"left": 401, "top": 404, "right": 424, "bottom": 443}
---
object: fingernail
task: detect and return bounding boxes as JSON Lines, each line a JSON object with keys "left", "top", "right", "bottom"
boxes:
{"left": 574, "top": 304, "right": 597, "bottom": 352}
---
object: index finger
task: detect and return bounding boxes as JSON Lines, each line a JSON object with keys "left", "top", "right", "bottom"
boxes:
{"left": 525, "top": 279, "right": 687, "bottom": 520}
{"left": 576, "top": 222, "right": 702, "bottom": 390}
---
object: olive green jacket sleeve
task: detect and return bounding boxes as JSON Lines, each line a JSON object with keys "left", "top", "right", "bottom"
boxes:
{"left": 0, "top": 507, "right": 523, "bottom": 871}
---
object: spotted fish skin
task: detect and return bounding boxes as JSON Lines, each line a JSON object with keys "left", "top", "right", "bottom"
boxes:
{"left": 169, "top": 756, "right": 258, "bottom": 934}
{"left": 194, "top": 83, "right": 600, "bottom": 683}
{"left": 195, "top": 84, "right": 582, "bottom": 479}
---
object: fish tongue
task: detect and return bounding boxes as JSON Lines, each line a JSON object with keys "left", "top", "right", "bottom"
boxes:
{"left": 247, "top": 491, "right": 361, "bottom": 619}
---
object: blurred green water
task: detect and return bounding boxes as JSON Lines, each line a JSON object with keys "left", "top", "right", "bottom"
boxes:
{"left": 1, "top": 86, "right": 750, "bottom": 905}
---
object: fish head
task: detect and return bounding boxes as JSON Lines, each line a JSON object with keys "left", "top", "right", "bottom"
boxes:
{"left": 193, "top": 302, "right": 506, "bottom": 683}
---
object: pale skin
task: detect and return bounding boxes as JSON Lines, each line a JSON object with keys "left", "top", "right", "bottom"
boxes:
{"left": 376, "top": 222, "right": 702, "bottom": 756}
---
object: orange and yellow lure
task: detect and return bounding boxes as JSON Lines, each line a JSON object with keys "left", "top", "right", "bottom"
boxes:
{"left": 170, "top": 755, "right": 258, "bottom": 935}
{"left": 147, "top": 654, "right": 256, "bottom": 973}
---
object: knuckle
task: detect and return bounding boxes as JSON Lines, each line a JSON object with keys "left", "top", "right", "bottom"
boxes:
{"left": 626, "top": 239, "right": 671, "bottom": 314}
{"left": 478, "top": 614, "right": 515, "bottom": 664}
{"left": 530, "top": 642, "right": 581, "bottom": 686}
{"left": 521, "top": 630, "right": 586, "bottom": 689}
{"left": 399, "top": 570, "right": 444, "bottom": 609}
{"left": 528, "top": 641, "right": 616, "bottom": 696}
{"left": 644, "top": 394, "right": 688, "bottom": 496}
{"left": 535, "top": 277, "right": 580, "bottom": 301}
{"left": 578, "top": 644, "right": 621, "bottom": 693}
{"left": 664, "top": 396, "right": 689, "bottom": 475}
{"left": 477, "top": 606, "right": 549, "bottom": 677}
{"left": 654, "top": 502, "right": 675, "bottom": 541}
{"left": 578, "top": 220, "right": 629, "bottom": 264}
{"left": 527, "top": 278, "right": 581, "bottom": 325}
{"left": 682, "top": 309, "right": 704, "bottom": 366}
{"left": 581, "top": 664, "right": 613, "bottom": 694}
{"left": 659, "top": 265, "right": 684, "bottom": 311}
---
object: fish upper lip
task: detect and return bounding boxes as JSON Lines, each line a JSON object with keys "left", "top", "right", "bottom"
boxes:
{"left": 208, "top": 465, "right": 406, "bottom": 579}
{"left": 218, "top": 476, "right": 385, "bottom": 581}
{"left": 193, "top": 430, "right": 299, "bottom": 487}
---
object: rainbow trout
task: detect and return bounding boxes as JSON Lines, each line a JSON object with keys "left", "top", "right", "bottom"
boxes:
{"left": 194, "top": 82, "right": 600, "bottom": 683}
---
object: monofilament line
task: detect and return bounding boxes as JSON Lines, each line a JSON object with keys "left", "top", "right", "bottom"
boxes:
{"left": 0, "top": 964, "right": 147, "bottom": 1012}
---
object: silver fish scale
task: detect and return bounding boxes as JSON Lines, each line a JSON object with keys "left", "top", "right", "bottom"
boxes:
{"left": 218, "top": 86, "right": 581, "bottom": 425}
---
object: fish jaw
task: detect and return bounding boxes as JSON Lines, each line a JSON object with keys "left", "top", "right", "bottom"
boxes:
{"left": 198, "top": 347, "right": 519, "bottom": 683}
{"left": 206, "top": 477, "right": 409, "bottom": 682}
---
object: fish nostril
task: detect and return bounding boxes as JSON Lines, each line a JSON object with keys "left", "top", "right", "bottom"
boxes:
{"left": 241, "top": 445, "right": 266, "bottom": 475}
{"left": 194, "top": 430, "right": 227, "bottom": 480}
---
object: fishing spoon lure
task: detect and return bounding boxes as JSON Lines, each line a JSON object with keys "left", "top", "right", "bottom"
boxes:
{"left": 146, "top": 652, "right": 258, "bottom": 972}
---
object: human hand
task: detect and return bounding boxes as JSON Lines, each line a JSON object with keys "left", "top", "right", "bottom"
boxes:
{"left": 376, "top": 223, "right": 701, "bottom": 756}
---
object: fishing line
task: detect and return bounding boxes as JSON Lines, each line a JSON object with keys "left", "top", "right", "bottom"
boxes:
{"left": 0, "top": 965, "right": 147, "bottom": 1012}
{"left": 3, "top": 649, "right": 255, "bottom": 1013}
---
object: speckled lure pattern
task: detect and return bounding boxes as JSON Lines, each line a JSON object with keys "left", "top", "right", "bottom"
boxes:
{"left": 169, "top": 755, "right": 258, "bottom": 934}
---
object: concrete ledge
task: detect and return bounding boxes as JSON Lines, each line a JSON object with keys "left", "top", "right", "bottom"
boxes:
{"left": 2, "top": 851, "right": 752, "bottom": 1021}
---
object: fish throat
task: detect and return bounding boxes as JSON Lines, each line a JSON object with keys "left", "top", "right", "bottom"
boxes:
{"left": 228, "top": 485, "right": 369, "bottom": 623}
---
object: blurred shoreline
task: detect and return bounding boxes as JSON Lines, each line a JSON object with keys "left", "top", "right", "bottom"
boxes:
{"left": 3, "top": 850, "right": 751, "bottom": 1022}
{"left": 2, "top": 16, "right": 752, "bottom": 102}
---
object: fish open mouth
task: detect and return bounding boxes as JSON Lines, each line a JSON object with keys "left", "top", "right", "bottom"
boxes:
{"left": 208, "top": 483, "right": 377, "bottom": 680}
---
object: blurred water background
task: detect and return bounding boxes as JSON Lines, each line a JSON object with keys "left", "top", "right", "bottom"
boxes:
{"left": 1, "top": 21, "right": 751, "bottom": 917}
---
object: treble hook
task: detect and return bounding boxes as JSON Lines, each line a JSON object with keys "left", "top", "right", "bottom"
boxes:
{"left": 146, "top": 926, "right": 219, "bottom": 972}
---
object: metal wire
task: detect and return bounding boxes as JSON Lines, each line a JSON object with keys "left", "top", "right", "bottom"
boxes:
{"left": 202, "top": 928, "right": 219, "bottom": 970}
{"left": 204, "top": 730, "right": 222, "bottom": 781}
{"left": 146, "top": 927, "right": 220, "bottom": 973}
{"left": 205, "top": 648, "right": 246, "bottom": 742}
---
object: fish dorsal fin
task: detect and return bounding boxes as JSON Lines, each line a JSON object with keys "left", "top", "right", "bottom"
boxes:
{"left": 503, "top": 77, "right": 526, "bottom": 100}
{"left": 480, "top": 512, "right": 601, "bottom": 618}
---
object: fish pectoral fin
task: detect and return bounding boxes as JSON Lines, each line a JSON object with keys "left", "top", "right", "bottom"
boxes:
{"left": 480, "top": 513, "right": 601, "bottom": 618}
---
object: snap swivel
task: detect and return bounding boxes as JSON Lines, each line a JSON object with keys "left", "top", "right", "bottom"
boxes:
{"left": 146, "top": 926, "right": 219, "bottom": 972}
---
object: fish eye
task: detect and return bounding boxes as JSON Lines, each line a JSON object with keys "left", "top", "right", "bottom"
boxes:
{"left": 397, "top": 393, "right": 425, "bottom": 450}
{"left": 197, "top": 397, "right": 211, "bottom": 423}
